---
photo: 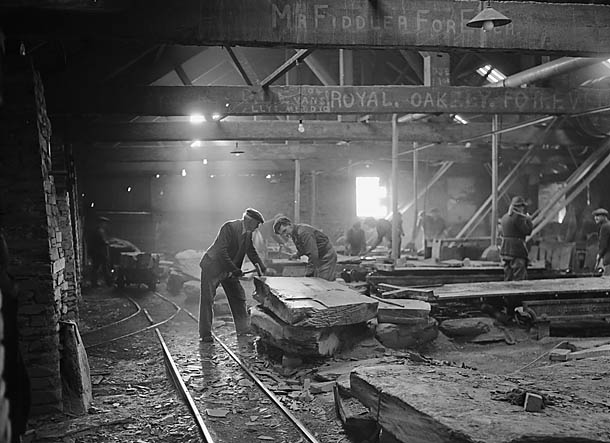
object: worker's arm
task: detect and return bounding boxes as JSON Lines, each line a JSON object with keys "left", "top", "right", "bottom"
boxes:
{"left": 598, "top": 224, "right": 610, "bottom": 261}
{"left": 366, "top": 229, "right": 383, "bottom": 254}
{"left": 300, "top": 231, "right": 320, "bottom": 266}
{"left": 245, "top": 232, "right": 267, "bottom": 274}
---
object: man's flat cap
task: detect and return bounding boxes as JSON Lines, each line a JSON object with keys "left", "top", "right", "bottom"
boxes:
{"left": 510, "top": 196, "right": 527, "bottom": 207}
{"left": 592, "top": 208, "right": 609, "bottom": 216}
{"left": 244, "top": 208, "right": 265, "bottom": 224}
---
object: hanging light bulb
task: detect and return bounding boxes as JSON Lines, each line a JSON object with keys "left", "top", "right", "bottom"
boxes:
{"left": 230, "top": 142, "right": 244, "bottom": 156}
{"left": 181, "top": 168, "right": 187, "bottom": 177}
{"left": 466, "top": 0, "right": 511, "bottom": 32}
{"left": 203, "top": 158, "right": 208, "bottom": 165}
{"left": 298, "top": 120, "right": 305, "bottom": 133}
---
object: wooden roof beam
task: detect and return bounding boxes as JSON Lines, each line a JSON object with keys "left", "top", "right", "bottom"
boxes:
{"left": 58, "top": 120, "right": 579, "bottom": 146}
{"left": 261, "top": 48, "right": 314, "bottom": 88}
{"left": 43, "top": 85, "right": 610, "bottom": 116}
{"left": 3, "top": 0, "right": 610, "bottom": 54}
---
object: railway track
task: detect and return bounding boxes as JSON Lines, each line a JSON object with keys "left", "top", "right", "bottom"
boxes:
{"left": 82, "top": 287, "right": 328, "bottom": 443}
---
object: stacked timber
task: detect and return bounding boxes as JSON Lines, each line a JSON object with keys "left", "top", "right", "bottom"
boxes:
{"left": 251, "top": 277, "right": 378, "bottom": 357}
{"left": 350, "top": 362, "right": 610, "bottom": 443}
{"left": 371, "top": 295, "right": 438, "bottom": 349}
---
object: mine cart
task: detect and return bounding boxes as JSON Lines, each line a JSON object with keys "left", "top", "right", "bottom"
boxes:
{"left": 114, "top": 251, "right": 161, "bottom": 291}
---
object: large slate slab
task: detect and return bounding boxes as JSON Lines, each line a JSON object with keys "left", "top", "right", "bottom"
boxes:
{"left": 350, "top": 362, "right": 610, "bottom": 443}
{"left": 253, "top": 277, "right": 377, "bottom": 328}
{"left": 250, "top": 306, "right": 371, "bottom": 357}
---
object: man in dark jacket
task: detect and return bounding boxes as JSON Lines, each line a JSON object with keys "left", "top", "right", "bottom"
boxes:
{"left": 364, "top": 214, "right": 404, "bottom": 257}
{"left": 199, "top": 208, "right": 267, "bottom": 342}
{"left": 273, "top": 216, "right": 337, "bottom": 281}
{"left": 500, "top": 196, "right": 533, "bottom": 281}
{"left": 593, "top": 207, "right": 610, "bottom": 276}
{"left": 345, "top": 221, "right": 366, "bottom": 256}
{"left": 88, "top": 216, "right": 110, "bottom": 287}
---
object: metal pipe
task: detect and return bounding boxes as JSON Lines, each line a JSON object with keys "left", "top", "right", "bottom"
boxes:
{"left": 490, "top": 57, "right": 605, "bottom": 88}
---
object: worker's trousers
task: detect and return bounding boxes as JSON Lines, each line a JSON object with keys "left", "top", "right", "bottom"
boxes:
{"left": 503, "top": 257, "right": 528, "bottom": 281}
{"left": 314, "top": 249, "right": 338, "bottom": 281}
{"left": 199, "top": 258, "right": 249, "bottom": 340}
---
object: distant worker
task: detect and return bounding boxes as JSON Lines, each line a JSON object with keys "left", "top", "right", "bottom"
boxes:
{"left": 592, "top": 208, "right": 610, "bottom": 276}
{"left": 364, "top": 214, "right": 404, "bottom": 257}
{"left": 345, "top": 221, "right": 367, "bottom": 256}
{"left": 420, "top": 208, "right": 447, "bottom": 243}
{"left": 87, "top": 216, "right": 111, "bottom": 287}
{"left": 199, "top": 208, "right": 267, "bottom": 343}
{"left": 500, "top": 196, "right": 533, "bottom": 281}
{"left": 273, "top": 216, "right": 337, "bottom": 281}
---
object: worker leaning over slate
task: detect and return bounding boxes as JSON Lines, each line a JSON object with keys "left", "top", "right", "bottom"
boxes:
{"left": 198, "top": 208, "right": 267, "bottom": 342}
{"left": 273, "top": 216, "right": 337, "bottom": 281}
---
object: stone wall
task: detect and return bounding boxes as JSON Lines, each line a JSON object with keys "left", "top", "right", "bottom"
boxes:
{"left": 0, "top": 70, "right": 67, "bottom": 415}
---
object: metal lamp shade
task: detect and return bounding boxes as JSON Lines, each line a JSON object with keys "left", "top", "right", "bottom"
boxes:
{"left": 466, "top": 6, "right": 512, "bottom": 28}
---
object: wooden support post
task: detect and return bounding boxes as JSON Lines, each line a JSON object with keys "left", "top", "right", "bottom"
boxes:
{"left": 294, "top": 159, "right": 301, "bottom": 223}
{"left": 421, "top": 52, "right": 451, "bottom": 86}
{"left": 391, "top": 114, "right": 400, "bottom": 260}
{"left": 411, "top": 142, "right": 419, "bottom": 245}
{"left": 311, "top": 171, "right": 317, "bottom": 227}
{"left": 491, "top": 114, "right": 499, "bottom": 248}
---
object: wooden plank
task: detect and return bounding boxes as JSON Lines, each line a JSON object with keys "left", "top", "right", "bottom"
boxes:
{"left": 522, "top": 297, "right": 610, "bottom": 321}
{"left": 250, "top": 305, "right": 371, "bottom": 357}
{"left": 252, "top": 276, "right": 378, "bottom": 328}
{"left": 433, "top": 276, "right": 610, "bottom": 301}
{"left": 4, "top": 0, "right": 610, "bottom": 54}
{"left": 48, "top": 85, "right": 610, "bottom": 116}
{"left": 351, "top": 363, "right": 610, "bottom": 443}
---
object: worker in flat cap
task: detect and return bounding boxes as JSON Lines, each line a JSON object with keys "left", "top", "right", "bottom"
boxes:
{"left": 273, "top": 216, "right": 337, "bottom": 281}
{"left": 87, "top": 215, "right": 111, "bottom": 287}
{"left": 592, "top": 207, "right": 610, "bottom": 276}
{"left": 198, "top": 208, "right": 267, "bottom": 342}
{"left": 499, "top": 196, "right": 533, "bottom": 281}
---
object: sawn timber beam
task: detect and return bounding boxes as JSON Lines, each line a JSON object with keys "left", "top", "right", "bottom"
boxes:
{"left": 3, "top": 0, "right": 610, "bottom": 55}
{"left": 58, "top": 121, "right": 578, "bottom": 145}
{"left": 44, "top": 85, "right": 610, "bottom": 116}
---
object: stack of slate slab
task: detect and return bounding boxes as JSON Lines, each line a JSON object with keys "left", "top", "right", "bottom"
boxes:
{"left": 371, "top": 295, "right": 438, "bottom": 349}
{"left": 251, "top": 277, "right": 378, "bottom": 357}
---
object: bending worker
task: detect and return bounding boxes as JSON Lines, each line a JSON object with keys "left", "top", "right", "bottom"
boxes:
{"left": 364, "top": 214, "right": 404, "bottom": 257}
{"left": 273, "top": 216, "right": 337, "bottom": 281}
{"left": 500, "top": 196, "right": 533, "bottom": 281}
{"left": 198, "top": 208, "right": 267, "bottom": 342}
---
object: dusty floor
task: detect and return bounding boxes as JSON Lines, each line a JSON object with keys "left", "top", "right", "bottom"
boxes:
{"left": 22, "top": 277, "right": 610, "bottom": 443}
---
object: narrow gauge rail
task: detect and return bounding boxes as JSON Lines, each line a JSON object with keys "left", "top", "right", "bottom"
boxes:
{"left": 86, "top": 288, "right": 322, "bottom": 443}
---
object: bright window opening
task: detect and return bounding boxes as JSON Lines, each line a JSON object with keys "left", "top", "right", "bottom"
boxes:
{"left": 476, "top": 64, "right": 506, "bottom": 84}
{"left": 356, "top": 177, "right": 387, "bottom": 218}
